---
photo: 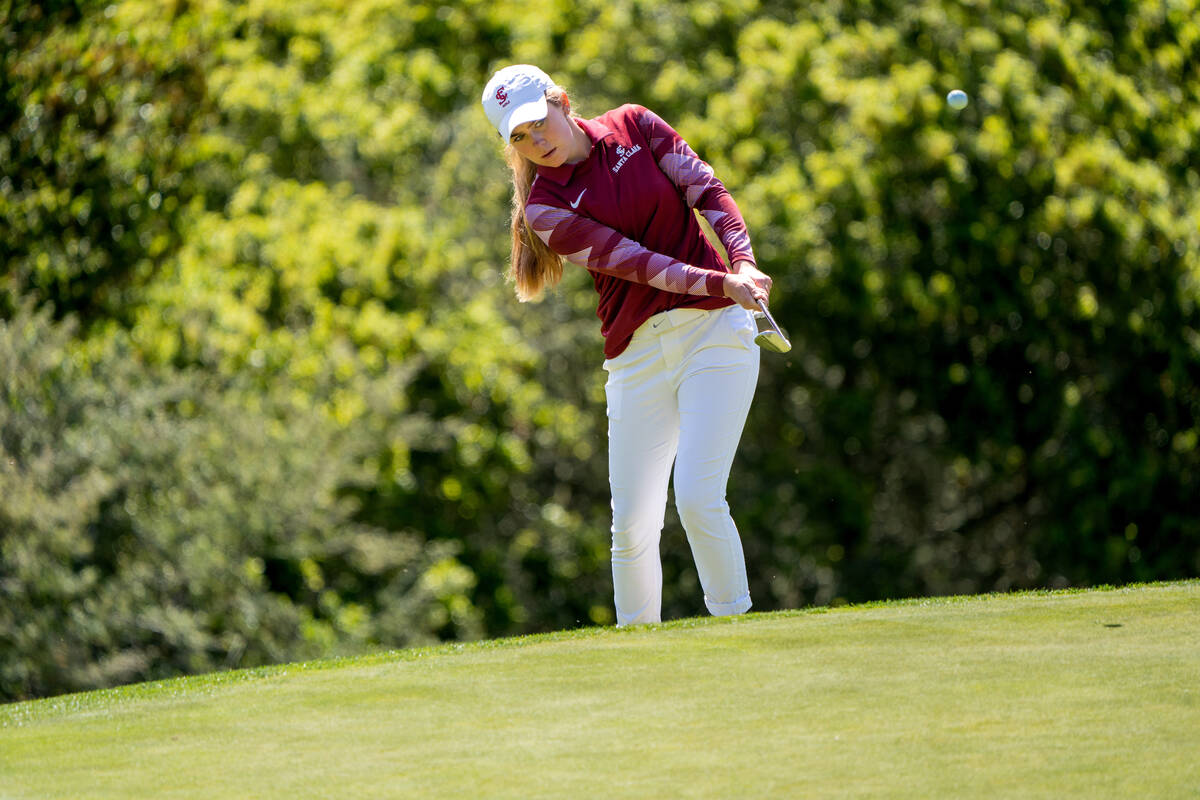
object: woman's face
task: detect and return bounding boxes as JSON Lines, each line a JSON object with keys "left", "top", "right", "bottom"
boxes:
{"left": 509, "top": 103, "right": 579, "bottom": 168}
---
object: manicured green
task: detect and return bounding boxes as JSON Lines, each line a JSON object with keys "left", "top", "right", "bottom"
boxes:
{"left": 3, "top": 582, "right": 1196, "bottom": 799}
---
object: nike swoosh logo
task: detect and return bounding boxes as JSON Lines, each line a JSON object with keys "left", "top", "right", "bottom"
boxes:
{"left": 569, "top": 189, "right": 586, "bottom": 209}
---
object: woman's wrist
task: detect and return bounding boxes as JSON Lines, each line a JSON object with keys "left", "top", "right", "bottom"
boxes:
{"left": 722, "top": 272, "right": 746, "bottom": 301}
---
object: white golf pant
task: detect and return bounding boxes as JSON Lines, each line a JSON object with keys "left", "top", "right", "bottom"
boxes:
{"left": 602, "top": 303, "right": 759, "bottom": 626}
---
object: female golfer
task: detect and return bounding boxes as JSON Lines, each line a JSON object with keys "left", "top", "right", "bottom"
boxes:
{"left": 482, "top": 64, "right": 773, "bottom": 626}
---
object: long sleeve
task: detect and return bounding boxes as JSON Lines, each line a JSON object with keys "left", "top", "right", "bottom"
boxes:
{"left": 525, "top": 202, "right": 728, "bottom": 297}
{"left": 635, "top": 107, "right": 756, "bottom": 267}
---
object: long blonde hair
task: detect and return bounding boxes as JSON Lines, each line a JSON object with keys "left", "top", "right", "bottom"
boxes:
{"left": 505, "top": 88, "right": 574, "bottom": 301}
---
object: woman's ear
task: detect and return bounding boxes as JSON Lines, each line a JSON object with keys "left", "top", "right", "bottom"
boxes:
{"left": 560, "top": 92, "right": 571, "bottom": 114}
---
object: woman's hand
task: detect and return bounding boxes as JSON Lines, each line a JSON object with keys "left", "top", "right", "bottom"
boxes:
{"left": 733, "top": 260, "right": 773, "bottom": 295}
{"left": 722, "top": 271, "right": 770, "bottom": 310}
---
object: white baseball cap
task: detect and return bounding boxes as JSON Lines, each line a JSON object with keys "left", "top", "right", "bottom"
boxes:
{"left": 481, "top": 64, "right": 555, "bottom": 140}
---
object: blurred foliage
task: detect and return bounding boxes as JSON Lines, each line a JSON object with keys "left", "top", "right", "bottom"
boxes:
{"left": 2, "top": 0, "right": 1198, "bottom": 700}
{"left": 0, "top": 304, "right": 452, "bottom": 700}
{"left": 1, "top": 0, "right": 208, "bottom": 324}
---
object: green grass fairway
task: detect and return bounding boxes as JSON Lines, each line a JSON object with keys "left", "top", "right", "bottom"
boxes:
{"left": 3, "top": 582, "right": 1198, "bottom": 798}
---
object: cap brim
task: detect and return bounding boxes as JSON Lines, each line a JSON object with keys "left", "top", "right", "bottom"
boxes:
{"left": 501, "top": 95, "right": 549, "bottom": 140}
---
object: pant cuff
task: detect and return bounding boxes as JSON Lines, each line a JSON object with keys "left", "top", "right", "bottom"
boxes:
{"left": 705, "top": 593, "right": 752, "bottom": 617}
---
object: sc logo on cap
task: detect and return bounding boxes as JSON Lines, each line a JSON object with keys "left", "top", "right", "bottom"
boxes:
{"left": 495, "top": 87, "right": 510, "bottom": 108}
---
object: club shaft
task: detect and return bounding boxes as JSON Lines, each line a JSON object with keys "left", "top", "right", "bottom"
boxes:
{"left": 755, "top": 298, "right": 782, "bottom": 332}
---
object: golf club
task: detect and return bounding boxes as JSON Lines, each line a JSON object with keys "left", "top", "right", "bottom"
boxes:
{"left": 753, "top": 298, "right": 791, "bottom": 353}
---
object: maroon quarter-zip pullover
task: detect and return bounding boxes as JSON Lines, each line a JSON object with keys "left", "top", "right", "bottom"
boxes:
{"left": 525, "top": 104, "right": 757, "bottom": 358}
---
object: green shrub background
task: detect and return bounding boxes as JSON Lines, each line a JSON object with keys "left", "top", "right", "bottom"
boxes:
{"left": 3, "top": 0, "right": 1198, "bottom": 700}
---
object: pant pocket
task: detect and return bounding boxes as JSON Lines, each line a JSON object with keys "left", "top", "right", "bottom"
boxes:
{"left": 718, "top": 305, "right": 757, "bottom": 351}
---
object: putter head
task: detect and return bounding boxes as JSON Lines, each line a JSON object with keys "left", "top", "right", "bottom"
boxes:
{"left": 753, "top": 302, "right": 792, "bottom": 353}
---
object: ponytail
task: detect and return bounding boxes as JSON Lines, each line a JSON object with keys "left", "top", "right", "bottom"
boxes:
{"left": 504, "top": 89, "right": 572, "bottom": 301}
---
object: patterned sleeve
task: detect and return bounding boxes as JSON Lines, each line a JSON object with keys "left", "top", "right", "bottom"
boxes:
{"left": 525, "top": 202, "right": 728, "bottom": 297}
{"left": 635, "top": 106, "right": 757, "bottom": 267}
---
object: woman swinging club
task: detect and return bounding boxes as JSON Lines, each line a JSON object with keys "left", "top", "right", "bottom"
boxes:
{"left": 482, "top": 64, "right": 774, "bottom": 626}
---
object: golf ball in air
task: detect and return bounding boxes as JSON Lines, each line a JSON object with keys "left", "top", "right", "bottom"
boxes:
{"left": 947, "top": 89, "right": 969, "bottom": 109}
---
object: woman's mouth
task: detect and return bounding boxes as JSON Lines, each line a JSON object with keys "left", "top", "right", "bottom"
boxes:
{"left": 542, "top": 148, "right": 557, "bottom": 160}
